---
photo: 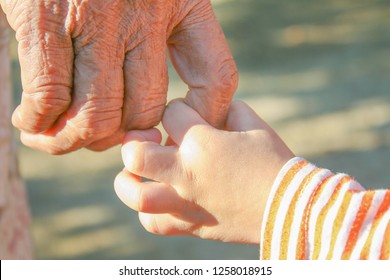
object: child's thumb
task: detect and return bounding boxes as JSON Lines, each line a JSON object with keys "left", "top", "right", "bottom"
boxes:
{"left": 162, "top": 98, "right": 210, "bottom": 145}
{"left": 225, "top": 100, "right": 270, "bottom": 132}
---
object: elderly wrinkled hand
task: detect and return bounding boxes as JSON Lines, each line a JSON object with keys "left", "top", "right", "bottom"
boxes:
{"left": 1, "top": 0, "right": 237, "bottom": 154}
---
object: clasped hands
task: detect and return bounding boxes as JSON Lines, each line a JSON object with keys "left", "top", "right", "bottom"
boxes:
{"left": 3, "top": 0, "right": 294, "bottom": 243}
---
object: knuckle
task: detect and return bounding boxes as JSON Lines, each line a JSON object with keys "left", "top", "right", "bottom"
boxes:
{"left": 185, "top": 58, "right": 238, "bottom": 127}
{"left": 71, "top": 103, "right": 122, "bottom": 141}
{"left": 137, "top": 188, "right": 151, "bottom": 213}
{"left": 44, "top": 136, "right": 79, "bottom": 155}
{"left": 74, "top": 126, "right": 97, "bottom": 143}
{"left": 184, "top": 125, "right": 211, "bottom": 146}
{"left": 73, "top": 121, "right": 110, "bottom": 143}
{"left": 193, "top": 60, "right": 238, "bottom": 120}
{"left": 25, "top": 84, "right": 71, "bottom": 116}
{"left": 16, "top": 115, "right": 51, "bottom": 133}
{"left": 17, "top": 85, "right": 71, "bottom": 133}
{"left": 124, "top": 102, "right": 166, "bottom": 130}
{"left": 65, "top": 119, "right": 97, "bottom": 144}
{"left": 180, "top": 125, "right": 210, "bottom": 167}
{"left": 214, "top": 57, "right": 239, "bottom": 98}
{"left": 133, "top": 144, "right": 148, "bottom": 175}
{"left": 33, "top": 91, "right": 71, "bottom": 115}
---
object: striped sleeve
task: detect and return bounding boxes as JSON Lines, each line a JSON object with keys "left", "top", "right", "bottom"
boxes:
{"left": 260, "top": 157, "right": 390, "bottom": 260}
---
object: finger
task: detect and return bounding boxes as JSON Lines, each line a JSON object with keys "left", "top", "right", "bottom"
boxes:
{"left": 88, "top": 39, "right": 169, "bottom": 152}
{"left": 122, "top": 33, "right": 168, "bottom": 130}
{"left": 86, "top": 126, "right": 163, "bottom": 152}
{"left": 114, "top": 170, "right": 185, "bottom": 214}
{"left": 138, "top": 212, "right": 197, "bottom": 237}
{"left": 123, "top": 128, "right": 162, "bottom": 145}
{"left": 121, "top": 133, "right": 181, "bottom": 184}
{"left": 11, "top": 2, "right": 73, "bottom": 133}
{"left": 168, "top": 0, "right": 238, "bottom": 128}
{"left": 19, "top": 42, "right": 125, "bottom": 154}
{"left": 162, "top": 99, "right": 209, "bottom": 145}
{"left": 225, "top": 100, "right": 270, "bottom": 132}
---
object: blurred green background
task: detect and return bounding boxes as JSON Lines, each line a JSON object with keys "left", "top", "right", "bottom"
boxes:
{"left": 9, "top": 0, "right": 390, "bottom": 259}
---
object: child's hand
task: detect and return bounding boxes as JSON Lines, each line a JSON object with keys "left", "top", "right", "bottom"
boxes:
{"left": 114, "top": 100, "right": 294, "bottom": 244}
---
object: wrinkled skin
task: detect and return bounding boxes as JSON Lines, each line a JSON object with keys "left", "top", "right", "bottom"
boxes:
{"left": 0, "top": 0, "right": 238, "bottom": 154}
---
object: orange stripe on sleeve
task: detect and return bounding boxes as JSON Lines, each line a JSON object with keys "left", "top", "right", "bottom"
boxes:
{"left": 312, "top": 176, "right": 351, "bottom": 259}
{"left": 326, "top": 188, "right": 358, "bottom": 259}
{"left": 379, "top": 218, "right": 390, "bottom": 260}
{"left": 296, "top": 175, "right": 332, "bottom": 259}
{"left": 279, "top": 169, "right": 321, "bottom": 259}
{"left": 360, "top": 191, "right": 390, "bottom": 259}
{"left": 341, "top": 191, "right": 375, "bottom": 259}
{"left": 261, "top": 160, "right": 307, "bottom": 260}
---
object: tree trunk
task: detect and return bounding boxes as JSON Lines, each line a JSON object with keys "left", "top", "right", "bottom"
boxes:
{"left": 0, "top": 9, "right": 32, "bottom": 259}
